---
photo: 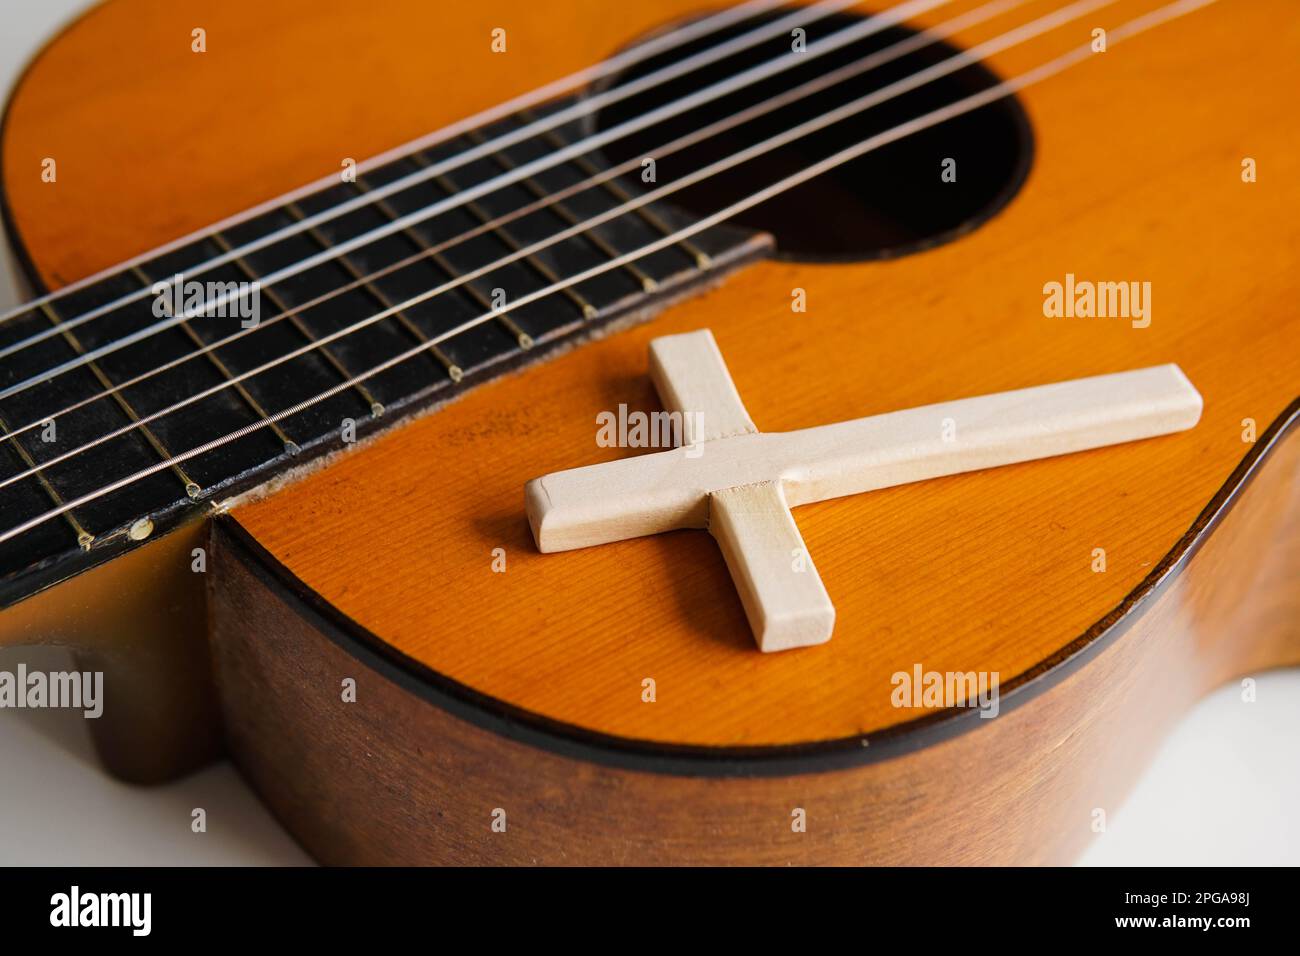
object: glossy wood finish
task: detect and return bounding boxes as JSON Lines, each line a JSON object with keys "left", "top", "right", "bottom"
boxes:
{"left": 0, "top": 521, "right": 219, "bottom": 782}
{"left": 223, "top": 0, "right": 1297, "bottom": 746}
{"left": 2, "top": 0, "right": 736, "bottom": 287}
{"left": 1, "top": 0, "right": 1298, "bottom": 858}
{"left": 208, "top": 417, "right": 1300, "bottom": 863}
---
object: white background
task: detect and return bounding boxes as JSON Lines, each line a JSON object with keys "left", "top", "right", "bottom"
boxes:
{"left": 0, "top": 0, "right": 1296, "bottom": 866}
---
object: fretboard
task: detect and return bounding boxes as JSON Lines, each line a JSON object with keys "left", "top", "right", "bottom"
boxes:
{"left": 0, "top": 98, "right": 770, "bottom": 606}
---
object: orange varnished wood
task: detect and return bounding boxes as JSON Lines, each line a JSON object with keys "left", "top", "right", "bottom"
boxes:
{"left": 208, "top": 419, "right": 1300, "bottom": 864}
{"left": 4, "top": 0, "right": 1299, "bottom": 755}
{"left": 2, "top": 0, "right": 728, "bottom": 287}
{"left": 0, "top": 522, "right": 219, "bottom": 782}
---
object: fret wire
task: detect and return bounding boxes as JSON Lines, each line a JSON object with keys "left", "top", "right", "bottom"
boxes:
{"left": 0, "top": 411, "right": 93, "bottom": 549}
{"left": 210, "top": 229, "right": 384, "bottom": 418}
{"left": 517, "top": 107, "right": 713, "bottom": 269}
{"left": 282, "top": 202, "right": 464, "bottom": 384}
{"left": 38, "top": 301, "right": 200, "bottom": 498}
{"left": 2, "top": 0, "right": 904, "bottom": 452}
{"left": 5, "top": 0, "right": 1023, "bottom": 440}
{"left": 0, "top": 0, "right": 789, "bottom": 343}
{"left": 0, "top": 0, "right": 1216, "bottom": 565}
{"left": 0, "top": 0, "right": 1016, "bottom": 525}
{"left": 423, "top": 157, "right": 598, "bottom": 321}
{"left": 129, "top": 266, "right": 297, "bottom": 451}
{"left": 465, "top": 127, "right": 659, "bottom": 293}
{"left": 350, "top": 177, "right": 534, "bottom": 350}
{"left": 0, "top": 0, "right": 882, "bottom": 374}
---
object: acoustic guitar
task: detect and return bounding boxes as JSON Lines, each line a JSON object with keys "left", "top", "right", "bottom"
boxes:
{"left": 0, "top": 0, "right": 1295, "bottom": 865}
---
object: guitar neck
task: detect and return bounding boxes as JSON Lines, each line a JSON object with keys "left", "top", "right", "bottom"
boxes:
{"left": 0, "top": 99, "right": 767, "bottom": 607}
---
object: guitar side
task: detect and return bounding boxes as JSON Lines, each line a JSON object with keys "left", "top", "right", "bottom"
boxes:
{"left": 205, "top": 412, "right": 1300, "bottom": 864}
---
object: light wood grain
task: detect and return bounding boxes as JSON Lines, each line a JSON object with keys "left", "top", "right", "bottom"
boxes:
{"left": 648, "top": 329, "right": 757, "bottom": 443}
{"left": 527, "top": 354, "right": 1203, "bottom": 550}
{"left": 529, "top": 330, "right": 1201, "bottom": 650}
{"left": 710, "top": 480, "right": 835, "bottom": 651}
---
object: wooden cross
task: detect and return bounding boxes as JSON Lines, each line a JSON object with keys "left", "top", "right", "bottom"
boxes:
{"left": 525, "top": 330, "right": 1202, "bottom": 653}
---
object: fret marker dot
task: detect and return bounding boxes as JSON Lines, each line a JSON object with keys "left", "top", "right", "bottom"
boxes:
{"left": 128, "top": 518, "right": 154, "bottom": 541}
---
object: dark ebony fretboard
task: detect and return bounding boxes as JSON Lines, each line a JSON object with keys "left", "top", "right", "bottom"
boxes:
{"left": 0, "top": 99, "right": 769, "bottom": 606}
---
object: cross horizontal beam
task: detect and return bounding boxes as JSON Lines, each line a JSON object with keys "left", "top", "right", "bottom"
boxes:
{"left": 525, "top": 330, "right": 1202, "bottom": 651}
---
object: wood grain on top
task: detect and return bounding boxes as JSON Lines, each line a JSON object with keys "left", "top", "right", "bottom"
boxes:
{"left": 5, "top": 0, "right": 1298, "bottom": 746}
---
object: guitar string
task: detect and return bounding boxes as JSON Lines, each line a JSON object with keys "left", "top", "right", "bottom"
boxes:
{"left": 0, "top": 0, "right": 1219, "bottom": 547}
{"left": 0, "top": 0, "right": 1099, "bottom": 493}
{"left": 0, "top": 0, "right": 1031, "bottom": 451}
{"left": 0, "top": 0, "right": 887, "bottom": 361}
{"left": 0, "top": 0, "right": 947, "bottom": 386}
{"left": 0, "top": 0, "right": 788, "bottom": 325}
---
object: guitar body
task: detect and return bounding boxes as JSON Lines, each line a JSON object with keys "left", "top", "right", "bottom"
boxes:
{"left": 1, "top": 0, "right": 1297, "bottom": 864}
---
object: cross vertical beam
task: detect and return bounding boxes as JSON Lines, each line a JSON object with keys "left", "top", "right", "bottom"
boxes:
{"left": 710, "top": 479, "right": 835, "bottom": 651}
{"left": 648, "top": 331, "right": 832, "bottom": 649}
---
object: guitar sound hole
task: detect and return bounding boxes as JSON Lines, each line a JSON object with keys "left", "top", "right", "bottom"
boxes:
{"left": 591, "top": 9, "right": 1034, "bottom": 263}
